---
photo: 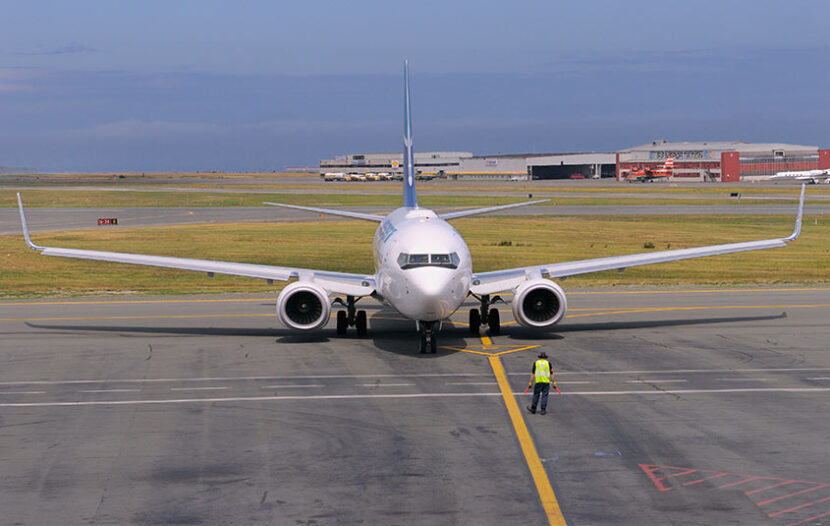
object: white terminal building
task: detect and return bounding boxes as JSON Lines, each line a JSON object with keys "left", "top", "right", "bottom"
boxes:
{"left": 319, "top": 152, "right": 616, "bottom": 181}
{"left": 320, "top": 140, "right": 828, "bottom": 182}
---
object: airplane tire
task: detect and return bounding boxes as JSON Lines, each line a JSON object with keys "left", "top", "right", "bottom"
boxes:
{"left": 488, "top": 309, "right": 501, "bottom": 335}
{"left": 356, "top": 310, "right": 367, "bottom": 336}
{"left": 419, "top": 334, "right": 427, "bottom": 354}
{"left": 336, "top": 311, "right": 348, "bottom": 336}
{"left": 469, "top": 309, "right": 481, "bottom": 334}
{"left": 430, "top": 336, "right": 437, "bottom": 354}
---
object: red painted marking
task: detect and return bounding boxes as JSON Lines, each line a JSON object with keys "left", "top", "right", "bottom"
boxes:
{"left": 786, "top": 510, "right": 830, "bottom": 526}
{"left": 667, "top": 468, "right": 698, "bottom": 479}
{"left": 683, "top": 473, "right": 729, "bottom": 486}
{"left": 745, "top": 479, "right": 797, "bottom": 495}
{"left": 769, "top": 494, "right": 830, "bottom": 518}
{"left": 757, "top": 484, "right": 828, "bottom": 507}
{"left": 642, "top": 464, "right": 830, "bottom": 522}
{"left": 639, "top": 464, "right": 675, "bottom": 492}
{"left": 717, "top": 476, "right": 763, "bottom": 489}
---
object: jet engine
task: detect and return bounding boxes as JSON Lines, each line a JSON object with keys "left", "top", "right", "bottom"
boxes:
{"left": 276, "top": 281, "right": 331, "bottom": 330}
{"left": 511, "top": 279, "right": 567, "bottom": 328}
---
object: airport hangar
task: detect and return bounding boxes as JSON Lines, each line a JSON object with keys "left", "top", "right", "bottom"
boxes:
{"left": 319, "top": 140, "right": 830, "bottom": 182}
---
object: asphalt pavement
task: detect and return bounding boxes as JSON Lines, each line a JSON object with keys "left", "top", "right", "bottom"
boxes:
{"left": 0, "top": 287, "right": 828, "bottom": 525}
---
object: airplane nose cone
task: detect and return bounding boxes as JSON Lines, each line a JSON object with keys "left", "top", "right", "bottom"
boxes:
{"left": 406, "top": 269, "right": 464, "bottom": 320}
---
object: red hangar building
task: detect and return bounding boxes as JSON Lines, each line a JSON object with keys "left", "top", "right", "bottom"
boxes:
{"left": 616, "top": 140, "right": 830, "bottom": 182}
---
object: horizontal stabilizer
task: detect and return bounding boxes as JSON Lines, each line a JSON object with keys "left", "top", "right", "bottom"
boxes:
{"left": 440, "top": 199, "right": 550, "bottom": 220}
{"left": 263, "top": 202, "right": 384, "bottom": 222}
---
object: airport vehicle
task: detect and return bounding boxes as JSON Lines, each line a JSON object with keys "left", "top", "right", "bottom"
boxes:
{"left": 626, "top": 156, "right": 674, "bottom": 182}
{"left": 17, "top": 62, "right": 806, "bottom": 353}
{"left": 323, "top": 172, "right": 347, "bottom": 182}
{"left": 771, "top": 169, "right": 830, "bottom": 184}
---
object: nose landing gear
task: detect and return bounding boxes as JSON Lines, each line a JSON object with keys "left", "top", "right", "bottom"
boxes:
{"left": 418, "top": 320, "right": 438, "bottom": 354}
{"left": 469, "top": 294, "right": 502, "bottom": 335}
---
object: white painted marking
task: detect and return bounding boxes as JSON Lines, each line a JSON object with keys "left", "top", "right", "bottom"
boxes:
{"left": 0, "top": 387, "right": 827, "bottom": 408}
{"left": 805, "top": 377, "right": 830, "bottom": 381}
{"left": 80, "top": 389, "right": 140, "bottom": 393}
{"left": 261, "top": 384, "right": 323, "bottom": 389}
{"left": 0, "top": 368, "right": 827, "bottom": 388}
{"left": 716, "top": 377, "right": 773, "bottom": 382}
{"left": 626, "top": 379, "right": 688, "bottom": 384}
{"left": 0, "top": 391, "right": 46, "bottom": 395}
{"left": 553, "top": 381, "right": 594, "bottom": 385}
{"left": 169, "top": 386, "right": 229, "bottom": 392}
{"left": 508, "top": 367, "right": 830, "bottom": 377}
{"left": 359, "top": 383, "right": 415, "bottom": 387}
{"left": 446, "top": 382, "right": 496, "bottom": 386}
{"left": 0, "top": 373, "right": 489, "bottom": 387}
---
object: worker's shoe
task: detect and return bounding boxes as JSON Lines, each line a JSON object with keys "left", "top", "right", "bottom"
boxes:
{"left": 540, "top": 409, "right": 547, "bottom": 415}
{"left": 526, "top": 405, "right": 536, "bottom": 414}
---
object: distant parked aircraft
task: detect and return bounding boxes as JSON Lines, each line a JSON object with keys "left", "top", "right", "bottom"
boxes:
{"left": 771, "top": 169, "right": 830, "bottom": 184}
{"left": 626, "top": 156, "right": 674, "bottom": 182}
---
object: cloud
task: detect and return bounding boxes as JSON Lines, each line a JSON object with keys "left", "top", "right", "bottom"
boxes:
{"left": 17, "top": 42, "right": 96, "bottom": 56}
{"left": 0, "top": 67, "right": 43, "bottom": 92}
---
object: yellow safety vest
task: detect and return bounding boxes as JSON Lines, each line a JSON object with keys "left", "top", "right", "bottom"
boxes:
{"left": 534, "top": 359, "right": 551, "bottom": 384}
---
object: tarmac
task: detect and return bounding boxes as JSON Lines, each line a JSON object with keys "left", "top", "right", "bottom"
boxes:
{"left": 1, "top": 287, "right": 828, "bottom": 525}
{"left": 1, "top": 203, "right": 823, "bottom": 235}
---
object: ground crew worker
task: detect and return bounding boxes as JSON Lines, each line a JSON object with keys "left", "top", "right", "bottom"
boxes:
{"left": 527, "top": 351, "right": 555, "bottom": 415}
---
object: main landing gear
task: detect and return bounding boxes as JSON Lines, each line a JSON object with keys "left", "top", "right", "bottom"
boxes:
{"left": 418, "top": 320, "right": 438, "bottom": 354}
{"left": 469, "top": 294, "right": 501, "bottom": 335}
{"left": 333, "top": 295, "right": 367, "bottom": 337}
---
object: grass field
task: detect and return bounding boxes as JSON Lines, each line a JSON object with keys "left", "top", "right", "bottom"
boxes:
{"left": 1, "top": 214, "right": 827, "bottom": 297}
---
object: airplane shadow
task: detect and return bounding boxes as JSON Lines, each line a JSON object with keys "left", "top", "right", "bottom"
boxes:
{"left": 24, "top": 312, "right": 787, "bottom": 351}
{"left": 368, "top": 310, "right": 470, "bottom": 358}
{"left": 504, "top": 312, "right": 788, "bottom": 340}
{"left": 24, "top": 322, "right": 329, "bottom": 342}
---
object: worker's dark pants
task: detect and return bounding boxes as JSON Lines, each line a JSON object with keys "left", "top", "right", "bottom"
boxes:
{"left": 531, "top": 382, "right": 550, "bottom": 411}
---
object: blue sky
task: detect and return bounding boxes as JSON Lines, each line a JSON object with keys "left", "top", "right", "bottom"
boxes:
{"left": 1, "top": 1, "right": 828, "bottom": 172}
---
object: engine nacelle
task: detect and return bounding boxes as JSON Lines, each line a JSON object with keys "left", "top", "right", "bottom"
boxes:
{"left": 511, "top": 279, "right": 568, "bottom": 329}
{"left": 276, "top": 281, "right": 331, "bottom": 330}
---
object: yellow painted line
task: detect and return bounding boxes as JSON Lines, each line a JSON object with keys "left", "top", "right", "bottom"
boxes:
{"left": 494, "top": 345, "right": 541, "bottom": 357}
{"left": 480, "top": 335, "right": 493, "bottom": 347}
{"left": 564, "top": 304, "right": 830, "bottom": 319}
{"left": 0, "top": 297, "right": 273, "bottom": 307}
{"left": 0, "top": 313, "right": 273, "bottom": 323}
{"left": 2, "top": 287, "right": 825, "bottom": 307}
{"left": 490, "top": 356, "right": 566, "bottom": 525}
{"left": 568, "top": 287, "right": 830, "bottom": 296}
{"left": 442, "top": 346, "right": 492, "bottom": 356}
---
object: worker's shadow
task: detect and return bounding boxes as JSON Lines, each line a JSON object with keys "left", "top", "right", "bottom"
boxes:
{"left": 368, "top": 310, "right": 469, "bottom": 358}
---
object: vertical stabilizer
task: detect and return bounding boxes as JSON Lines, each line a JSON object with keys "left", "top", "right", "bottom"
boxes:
{"left": 402, "top": 60, "right": 418, "bottom": 208}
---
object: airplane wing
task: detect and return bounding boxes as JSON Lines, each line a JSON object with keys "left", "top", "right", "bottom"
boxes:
{"left": 263, "top": 201, "right": 384, "bottom": 222}
{"left": 470, "top": 185, "right": 805, "bottom": 295}
{"left": 440, "top": 199, "right": 550, "bottom": 220}
{"left": 17, "top": 194, "right": 375, "bottom": 297}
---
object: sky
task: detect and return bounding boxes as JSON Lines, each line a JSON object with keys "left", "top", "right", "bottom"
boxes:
{"left": 1, "top": 0, "right": 829, "bottom": 172}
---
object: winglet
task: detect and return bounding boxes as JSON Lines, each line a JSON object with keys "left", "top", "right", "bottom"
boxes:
{"left": 16, "top": 193, "right": 43, "bottom": 251}
{"left": 784, "top": 184, "right": 806, "bottom": 243}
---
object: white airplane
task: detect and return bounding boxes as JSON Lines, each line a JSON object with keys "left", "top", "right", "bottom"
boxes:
{"left": 771, "top": 169, "right": 830, "bottom": 184}
{"left": 17, "top": 61, "right": 806, "bottom": 353}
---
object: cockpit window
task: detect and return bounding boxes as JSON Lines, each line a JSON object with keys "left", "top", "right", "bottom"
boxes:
{"left": 397, "top": 252, "right": 459, "bottom": 270}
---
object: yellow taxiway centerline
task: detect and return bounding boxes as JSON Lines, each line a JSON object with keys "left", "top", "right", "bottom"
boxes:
{"left": 489, "top": 353, "right": 566, "bottom": 526}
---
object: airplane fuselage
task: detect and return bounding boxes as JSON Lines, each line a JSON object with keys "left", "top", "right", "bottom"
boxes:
{"left": 373, "top": 207, "right": 472, "bottom": 322}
